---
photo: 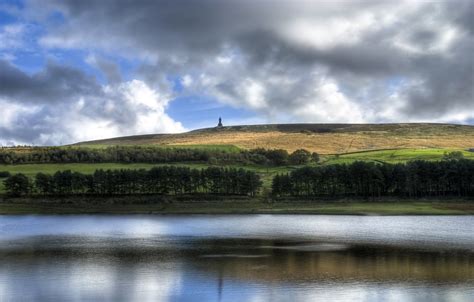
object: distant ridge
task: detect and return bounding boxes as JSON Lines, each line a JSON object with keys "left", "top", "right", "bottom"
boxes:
{"left": 75, "top": 123, "right": 474, "bottom": 154}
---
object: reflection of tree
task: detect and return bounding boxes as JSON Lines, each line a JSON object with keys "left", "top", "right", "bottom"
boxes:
{"left": 190, "top": 239, "right": 474, "bottom": 284}
{"left": 2, "top": 236, "right": 473, "bottom": 296}
{"left": 217, "top": 265, "right": 223, "bottom": 302}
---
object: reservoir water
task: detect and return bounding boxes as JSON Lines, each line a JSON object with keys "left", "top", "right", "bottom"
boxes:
{"left": 0, "top": 215, "right": 473, "bottom": 301}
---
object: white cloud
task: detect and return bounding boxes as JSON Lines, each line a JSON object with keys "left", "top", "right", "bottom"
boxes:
{"left": 115, "top": 80, "right": 184, "bottom": 134}
{"left": 293, "top": 79, "right": 364, "bottom": 123}
{"left": 1, "top": 0, "right": 472, "bottom": 146}
{"left": 63, "top": 80, "right": 185, "bottom": 143}
{"left": 0, "top": 98, "right": 39, "bottom": 129}
{"left": 0, "top": 80, "right": 184, "bottom": 145}
{"left": 238, "top": 79, "right": 267, "bottom": 109}
{"left": 0, "top": 23, "right": 25, "bottom": 50}
{"left": 181, "top": 75, "right": 193, "bottom": 87}
{"left": 279, "top": 12, "right": 376, "bottom": 51}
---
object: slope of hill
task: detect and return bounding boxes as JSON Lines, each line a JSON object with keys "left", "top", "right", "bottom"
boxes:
{"left": 76, "top": 123, "right": 474, "bottom": 154}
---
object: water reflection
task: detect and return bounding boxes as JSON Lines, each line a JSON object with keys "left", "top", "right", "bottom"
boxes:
{"left": 0, "top": 215, "right": 473, "bottom": 301}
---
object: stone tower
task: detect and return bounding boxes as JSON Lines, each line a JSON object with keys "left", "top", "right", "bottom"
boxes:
{"left": 217, "top": 117, "right": 223, "bottom": 127}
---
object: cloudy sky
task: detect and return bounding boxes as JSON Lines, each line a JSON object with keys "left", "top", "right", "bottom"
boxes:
{"left": 0, "top": 0, "right": 472, "bottom": 145}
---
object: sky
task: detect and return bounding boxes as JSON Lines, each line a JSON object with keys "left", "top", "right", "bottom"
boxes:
{"left": 0, "top": 0, "right": 472, "bottom": 145}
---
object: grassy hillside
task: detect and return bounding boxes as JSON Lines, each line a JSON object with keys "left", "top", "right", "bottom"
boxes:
{"left": 324, "top": 148, "right": 474, "bottom": 164}
{"left": 2, "top": 123, "right": 473, "bottom": 195}
{"left": 2, "top": 149, "right": 473, "bottom": 195}
{"left": 76, "top": 123, "right": 474, "bottom": 154}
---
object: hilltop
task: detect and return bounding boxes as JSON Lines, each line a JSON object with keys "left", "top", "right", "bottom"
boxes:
{"left": 76, "top": 123, "right": 474, "bottom": 154}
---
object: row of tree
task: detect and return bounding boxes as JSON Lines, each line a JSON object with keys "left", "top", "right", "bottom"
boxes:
{"left": 7, "top": 159, "right": 472, "bottom": 199}
{"left": 272, "top": 159, "right": 474, "bottom": 198}
{"left": 4, "top": 166, "right": 262, "bottom": 196}
{"left": 0, "top": 146, "right": 318, "bottom": 166}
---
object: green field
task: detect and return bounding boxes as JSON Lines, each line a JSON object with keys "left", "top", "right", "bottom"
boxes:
{"left": 1, "top": 147, "right": 473, "bottom": 215}
{"left": 0, "top": 162, "right": 297, "bottom": 194}
{"left": 323, "top": 148, "right": 474, "bottom": 164}
{"left": 1, "top": 147, "right": 473, "bottom": 194}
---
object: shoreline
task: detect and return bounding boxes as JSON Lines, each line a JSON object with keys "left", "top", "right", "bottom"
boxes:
{"left": 1, "top": 195, "right": 473, "bottom": 215}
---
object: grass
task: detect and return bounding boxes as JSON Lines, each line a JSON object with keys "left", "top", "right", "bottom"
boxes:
{"left": 0, "top": 200, "right": 473, "bottom": 215}
{"left": 0, "top": 162, "right": 291, "bottom": 176}
{"left": 323, "top": 148, "right": 474, "bottom": 164}
{"left": 0, "top": 163, "right": 170, "bottom": 178}
{"left": 73, "top": 123, "right": 474, "bottom": 154}
{"left": 0, "top": 162, "right": 298, "bottom": 194}
{"left": 71, "top": 144, "right": 242, "bottom": 152}
{"left": 1, "top": 147, "right": 473, "bottom": 194}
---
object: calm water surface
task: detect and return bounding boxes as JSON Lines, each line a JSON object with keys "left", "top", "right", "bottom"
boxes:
{"left": 0, "top": 215, "right": 473, "bottom": 302}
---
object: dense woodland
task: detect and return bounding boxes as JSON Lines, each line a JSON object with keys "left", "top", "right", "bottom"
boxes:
{"left": 0, "top": 146, "right": 317, "bottom": 166}
{"left": 3, "top": 167, "right": 262, "bottom": 196}
{"left": 272, "top": 159, "right": 474, "bottom": 198}
{"left": 4, "top": 159, "right": 474, "bottom": 199}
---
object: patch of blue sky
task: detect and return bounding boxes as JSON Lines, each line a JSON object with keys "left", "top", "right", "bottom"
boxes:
{"left": 44, "top": 8, "right": 66, "bottom": 25}
{"left": 167, "top": 95, "right": 259, "bottom": 130}
{"left": 0, "top": 10, "right": 17, "bottom": 25}
{"left": 114, "top": 56, "right": 140, "bottom": 82}
{"left": 464, "top": 118, "right": 474, "bottom": 126}
{"left": 8, "top": 51, "right": 44, "bottom": 73}
{"left": 386, "top": 76, "right": 406, "bottom": 94}
{"left": 46, "top": 48, "right": 93, "bottom": 69}
{"left": 0, "top": 0, "right": 25, "bottom": 32}
{"left": 0, "top": 0, "right": 23, "bottom": 10}
{"left": 6, "top": 31, "right": 46, "bottom": 74}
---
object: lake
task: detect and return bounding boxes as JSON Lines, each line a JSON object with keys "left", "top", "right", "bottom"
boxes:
{"left": 0, "top": 215, "right": 473, "bottom": 301}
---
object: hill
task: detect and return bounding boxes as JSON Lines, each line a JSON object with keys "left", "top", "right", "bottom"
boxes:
{"left": 76, "top": 123, "right": 474, "bottom": 154}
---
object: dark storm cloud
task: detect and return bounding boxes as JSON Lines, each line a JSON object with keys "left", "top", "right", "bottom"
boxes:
{"left": 0, "top": 60, "right": 101, "bottom": 104}
{"left": 31, "top": 0, "right": 472, "bottom": 122}
{"left": 37, "top": 0, "right": 391, "bottom": 64}
{"left": 87, "top": 56, "right": 122, "bottom": 84}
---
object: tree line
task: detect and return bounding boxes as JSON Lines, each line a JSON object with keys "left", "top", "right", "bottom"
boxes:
{"left": 6, "top": 159, "right": 472, "bottom": 200}
{"left": 272, "top": 159, "right": 474, "bottom": 198}
{"left": 3, "top": 166, "right": 262, "bottom": 197}
{"left": 0, "top": 146, "right": 318, "bottom": 166}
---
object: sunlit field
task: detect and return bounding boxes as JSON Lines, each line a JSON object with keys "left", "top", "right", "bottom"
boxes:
{"left": 73, "top": 124, "right": 474, "bottom": 154}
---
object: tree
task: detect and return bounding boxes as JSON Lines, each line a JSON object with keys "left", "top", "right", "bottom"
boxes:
{"left": 4, "top": 173, "right": 30, "bottom": 196}
{"left": 289, "top": 149, "right": 311, "bottom": 165}
{"left": 443, "top": 151, "right": 464, "bottom": 161}
{"left": 0, "top": 171, "right": 11, "bottom": 178}
{"left": 35, "top": 173, "right": 54, "bottom": 195}
{"left": 265, "top": 149, "right": 289, "bottom": 165}
{"left": 272, "top": 160, "right": 474, "bottom": 198}
{"left": 311, "top": 152, "right": 320, "bottom": 163}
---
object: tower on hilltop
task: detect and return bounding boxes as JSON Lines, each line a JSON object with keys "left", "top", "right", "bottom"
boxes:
{"left": 217, "top": 117, "right": 223, "bottom": 127}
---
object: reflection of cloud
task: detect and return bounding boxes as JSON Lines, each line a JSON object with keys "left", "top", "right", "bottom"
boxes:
{"left": 0, "top": 271, "right": 8, "bottom": 300}
{"left": 0, "top": 216, "right": 171, "bottom": 240}
{"left": 2, "top": 215, "right": 474, "bottom": 251}
{"left": 245, "top": 283, "right": 450, "bottom": 302}
{"left": 130, "top": 263, "right": 183, "bottom": 302}
{"left": 69, "top": 261, "right": 117, "bottom": 300}
{"left": 0, "top": 232, "right": 473, "bottom": 301}
{"left": 0, "top": 255, "right": 184, "bottom": 301}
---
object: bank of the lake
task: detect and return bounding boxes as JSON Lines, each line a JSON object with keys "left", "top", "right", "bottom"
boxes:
{"left": 1, "top": 195, "right": 473, "bottom": 215}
